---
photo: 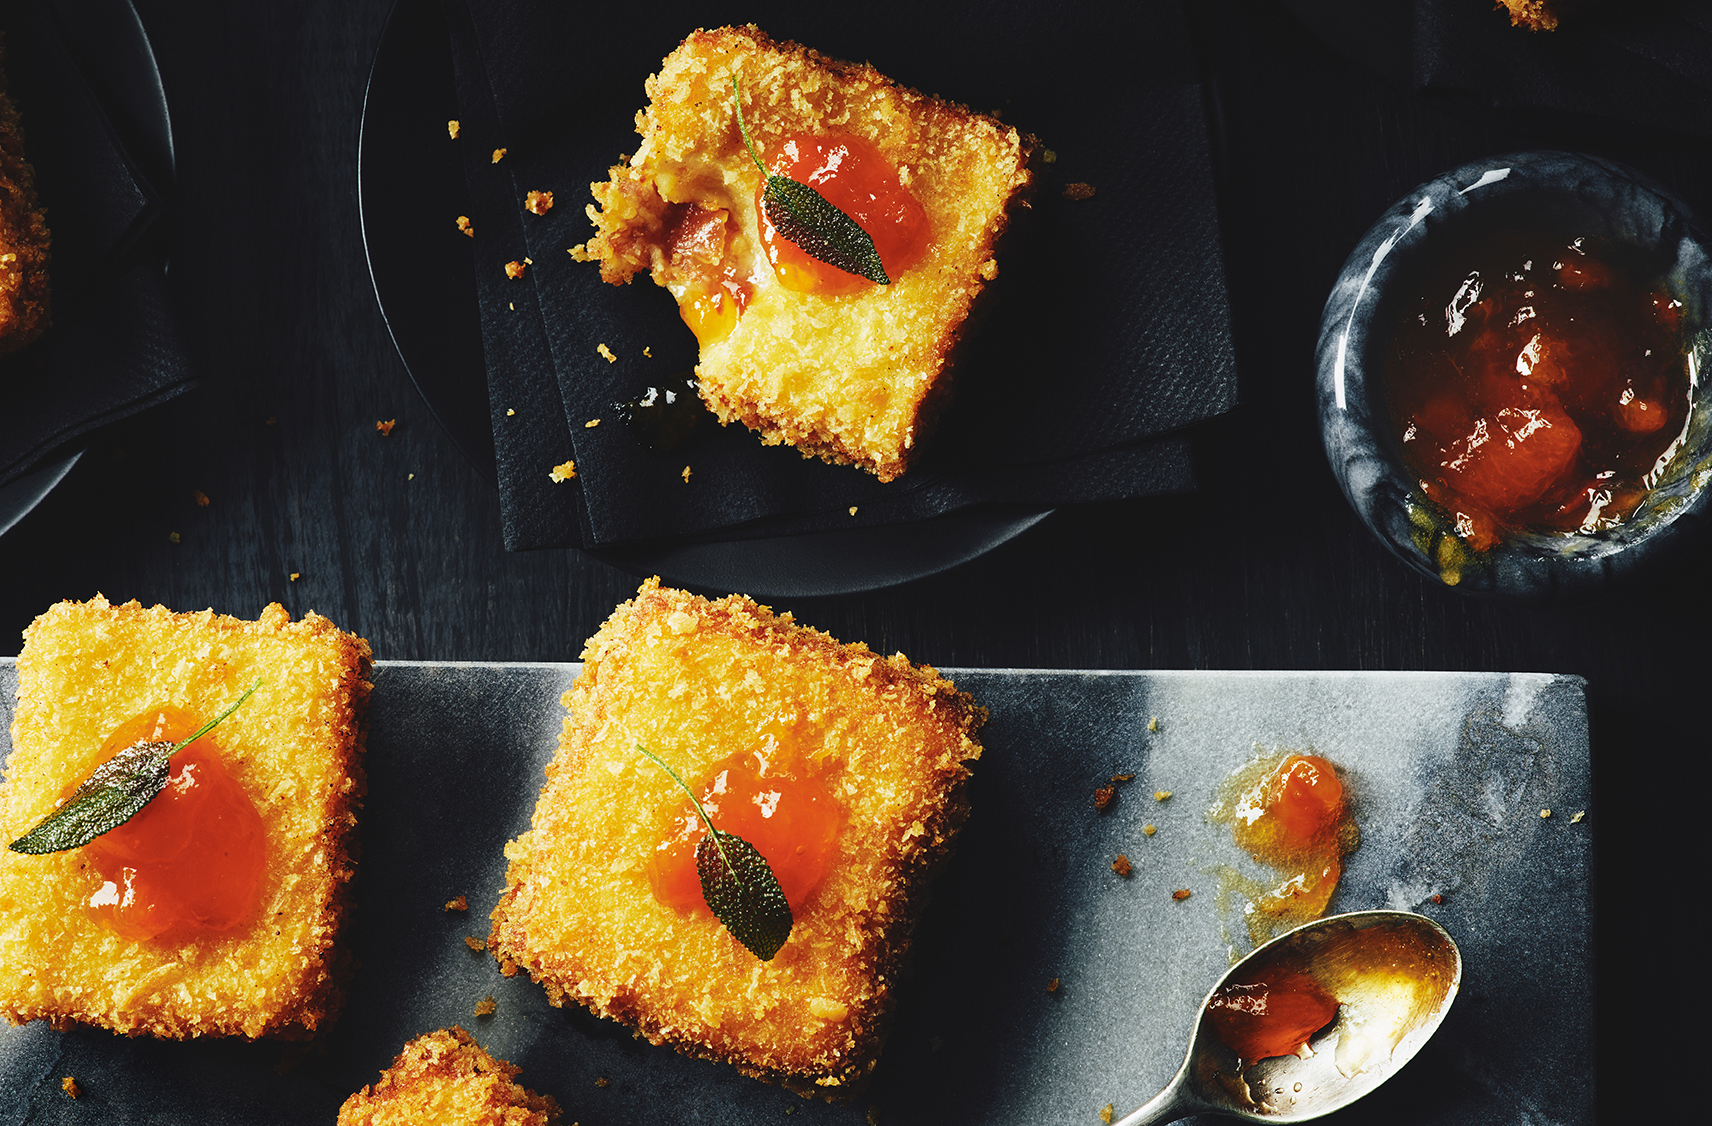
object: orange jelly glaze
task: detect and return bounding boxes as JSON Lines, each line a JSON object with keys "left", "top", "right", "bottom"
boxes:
{"left": 81, "top": 706, "right": 265, "bottom": 941}
{"left": 1234, "top": 755, "right": 1347, "bottom": 916}
{"left": 1206, "top": 965, "right": 1341, "bottom": 1063}
{"left": 757, "top": 133, "right": 930, "bottom": 296}
{"left": 647, "top": 725, "right": 842, "bottom": 914}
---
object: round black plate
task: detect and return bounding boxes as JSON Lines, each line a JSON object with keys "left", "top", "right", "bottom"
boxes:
{"left": 0, "top": 0, "right": 173, "bottom": 541}
{"left": 356, "top": 0, "right": 1051, "bottom": 598}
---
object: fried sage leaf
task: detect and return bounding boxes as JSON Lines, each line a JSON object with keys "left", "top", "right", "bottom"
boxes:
{"left": 8, "top": 740, "right": 175, "bottom": 855}
{"left": 733, "top": 76, "right": 889, "bottom": 285}
{"left": 696, "top": 828, "right": 794, "bottom": 961}
{"left": 636, "top": 743, "right": 795, "bottom": 960}
{"left": 8, "top": 679, "right": 263, "bottom": 855}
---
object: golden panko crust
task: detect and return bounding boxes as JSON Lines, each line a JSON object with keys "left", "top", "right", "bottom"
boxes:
{"left": 582, "top": 25, "right": 1035, "bottom": 481}
{"left": 0, "top": 51, "right": 51, "bottom": 356}
{"left": 489, "top": 578, "right": 984, "bottom": 1095}
{"left": 337, "top": 1026, "right": 561, "bottom": 1126}
{"left": 0, "top": 596, "right": 371, "bottom": 1039}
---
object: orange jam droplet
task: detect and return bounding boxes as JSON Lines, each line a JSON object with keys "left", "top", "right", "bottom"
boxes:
{"left": 82, "top": 706, "right": 265, "bottom": 942}
{"left": 757, "top": 133, "right": 930, "bottom": 296}
{"left": 1206, "top": 965, "right": 1341, "bottom": 1063}
{"left": 1231, "top": 754, "right": 1353, "bottom": 924}
{"left": 647, "top": 724, "right": 842, "bottom": 914}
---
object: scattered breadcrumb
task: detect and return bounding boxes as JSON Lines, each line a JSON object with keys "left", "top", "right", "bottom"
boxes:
{"left": 445, "top": 895, "right": 468, "bottom": 912}
{"left": 448, "top": 120, "right": 460, "bottom": 139}
{"left": 505, "top": 260, "right": 526, "bottom": 279}
{"left": 1154, "top": 790, "right": 1172, "bottom": 802}
{"left": 1429, "top": 893, "right": 1444, "bottom": 904}
{"left": 465, "top": 936, "right": 486, "bottom": 952}
{"left": 407, "top": 473, "right": 414, "bottom": 481}
{"left": 456, "top": 215, "right": 473, "bottom": 237}
{"left": 193, "top": 490, "right": 210, "bottom": 507}
{"left": 548, "top": 461, "right": 577, "bottom": 483}
{"left": 1570, "top": 810, "right": 1585, "bottom": 824}
{"left": 1099, "top": 1104, "right": 1115, "bottom": 1124}
{"left": 1539, "top": 808, "right": 1552, "bottom": 819}
{"left": 1063, "top": 182, "right": 1096, "bottom": 201}
{"left": 491, "top": 147, "right": 507, "bottom": 163}
{"left": 524, "top": 190, "right": 554, "bottom": 215}
{"left": 1111, "top": 854, "right": 1132, "bottom": 878}
{"left": 1142, "top": 824, "right": 1157, "bottom": 836}
{"left": 508, "top": 302, "right": 514, "bottom": 310}
{"left": 376, "top": 419, "right": 396, "bottom": 436}
{"left": 1171, "top": 888, "right": 1191, "bottom": 901}
{"left": 1045, "top": 977, "right": 1060, "bottom": 993}
{"left": 594, "top": 1077, "right": 610, "bottom": 1089}
{"left": 61, "top": 1077, "right": 80, "bottom": 1099}
{"left": 596, "top": 343, "right": 617, "bottom": 363}
{"left": 1148, "top": 716, "right": 1159, "bottom": 733}
{"left": 290, "top": 572, "right": 300, "bottom": 581}
{"left": 506, "top": 408, "right": 516, "bottom": 416}
{"left": 681, "top": 465, "right": 692, "bottom": 483}
{"left": 849, "top": 506, "right": 858, "bottom": 516}
{"left": 168, "top": 531, "right": 181, "bottom": 544}
{"left": 1043, "top": 149, "right": 1057, "bottom": 163}
{"left": 474, "top": 996, "right": 497, "bottom": 1017}
{"left": 1093, "top": 784, "right": 1116, "bottom": 812}
{"left": 642, "top": 346, "right": 652, "bottom": 358}
{"left": 1110, "top": 773, "right": 1134, "bottom": 784}
{"left": 866, "top": 1107, "right": 880, "bottom": 1126}
{"left": 584, "top": 419, "right": 600, "bottom": 428}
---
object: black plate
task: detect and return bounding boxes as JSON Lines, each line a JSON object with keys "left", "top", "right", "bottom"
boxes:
{"left": 0, "top": 0, "right": 174, "bottom": 540}
{"left": 356, "top": 0, "right": 1052, "bottom": 598}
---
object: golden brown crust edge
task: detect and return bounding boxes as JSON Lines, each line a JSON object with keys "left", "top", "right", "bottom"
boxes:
{"left": 489, "top": 579, "right": 985, "bottom": 1096}
{"left": 0, "top": 43, "right": 51, "bottom": 356}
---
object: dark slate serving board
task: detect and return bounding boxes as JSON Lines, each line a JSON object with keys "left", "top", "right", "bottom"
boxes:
{"left": 0, "top": 663, "right": 1592, "bottom": 1124}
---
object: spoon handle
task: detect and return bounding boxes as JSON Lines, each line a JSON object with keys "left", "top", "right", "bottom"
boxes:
{"left": 1111, "top": 1081, "right": 1196, "bottom": 1126}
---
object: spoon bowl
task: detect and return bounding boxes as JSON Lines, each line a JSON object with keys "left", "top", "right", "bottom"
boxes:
{"left": 1116, "top": 910, "right": 1461, "bottom": 1125}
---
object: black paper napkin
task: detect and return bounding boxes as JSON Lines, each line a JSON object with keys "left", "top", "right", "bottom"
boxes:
{"left": 446, "top": 0, "right": 1238, "bottom": 551}
{"left": 0, "top": 0, "right": 192, "bottom": 491}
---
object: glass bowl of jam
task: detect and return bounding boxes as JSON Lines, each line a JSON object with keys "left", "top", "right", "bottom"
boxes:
{"left": 1317, "top": 151, "right": 1712, "bottom": 598}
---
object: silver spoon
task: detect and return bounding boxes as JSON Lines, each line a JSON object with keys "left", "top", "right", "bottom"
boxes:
{"left": 1116, "top": 910, "right": 1461, "bottom": 1125}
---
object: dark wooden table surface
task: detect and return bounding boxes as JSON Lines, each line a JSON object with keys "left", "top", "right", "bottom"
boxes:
{"left": 2, "top": 1, "right": 1694, "bottom": 1116}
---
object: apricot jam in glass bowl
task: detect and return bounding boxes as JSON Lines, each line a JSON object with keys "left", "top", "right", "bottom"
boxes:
{"left": 1317, "top": 152, "right": 1712, "bottom": 598}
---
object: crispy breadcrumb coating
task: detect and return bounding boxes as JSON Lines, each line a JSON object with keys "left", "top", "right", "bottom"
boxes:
{"left": 0, "top": 596, "right": 370, "bottom": 1039}
{"left": 582, "top": 26, "right": 1035, "bottom": 481}
{"left": 489, "top": 578, "right": 984, "bottom": 1095}
{"left": 338, "top": 1027, "right": 560, "bottom": 1126}
{"left": 0, "top": 52, "right": 50, "bottom": 356}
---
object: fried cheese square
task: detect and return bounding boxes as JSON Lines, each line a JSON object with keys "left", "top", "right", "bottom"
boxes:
{"left": 0, "top": 596, "right": 370, "bottom": 1038}
{"left": 338, "top": 1026, "right": 560, "bottom": 1126}
{"left": 581, "top": 26, "right": 1035, "bottom": 481}
{"left": 489, "top": 578, "right": 983, "bottom": 1094}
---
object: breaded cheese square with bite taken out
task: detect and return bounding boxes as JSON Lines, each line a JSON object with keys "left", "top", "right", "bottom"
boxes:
{"left": 580, "top": 25, "right": 1035, "bottom": 481}
{"left": 488, "top": 578, "right": 984, "bottom": 1096}
{"left": 338, "top": 1026, "right": 560, "bottom": 1126}
{"left": 0, "top": 596, "right": 370, "bottom": 1039}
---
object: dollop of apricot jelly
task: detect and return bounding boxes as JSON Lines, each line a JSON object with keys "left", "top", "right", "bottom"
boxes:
{"left": 757, "top": 133, "right": 930, "bottom": 296}
{"left": 647, "top": 723, "right": 842, "bottom": 914}
{"left": 1206, "top": 965, "right": 1341, "bottom": 1063}
{"left": 1233, "top": 754, "right": 1349, "bottom": 921}
{"left": 81, "top": 705, "right": 265, "bottom": 941}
